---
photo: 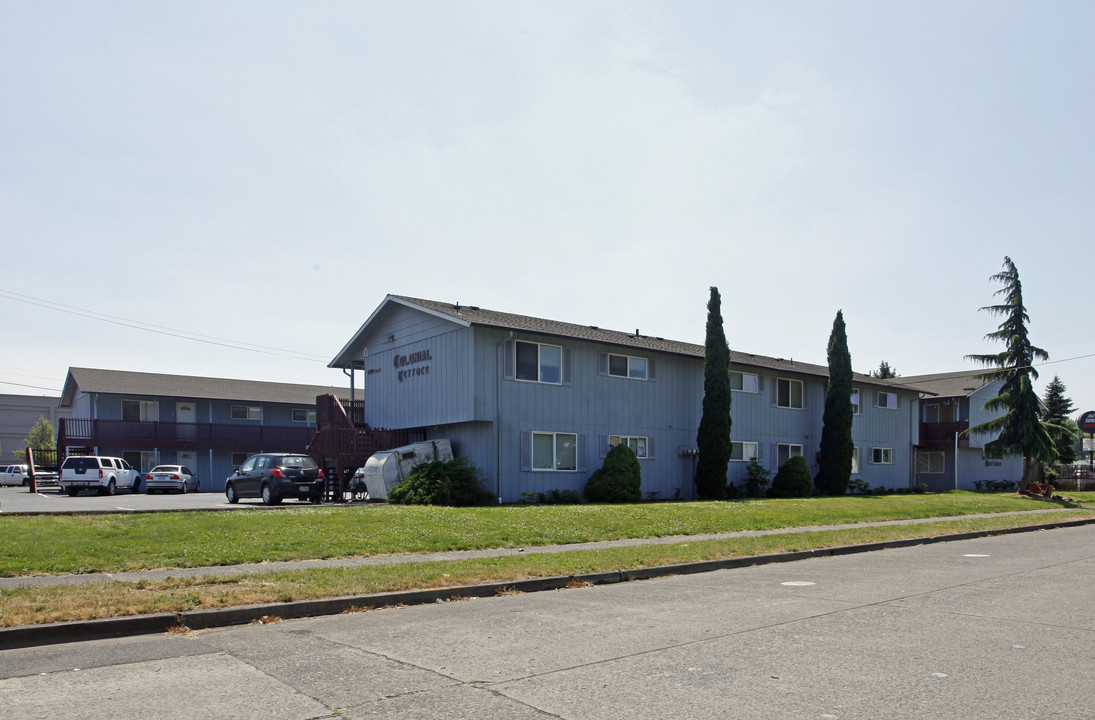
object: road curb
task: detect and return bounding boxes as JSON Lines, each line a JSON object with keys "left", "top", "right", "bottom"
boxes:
{"left": 3, "top": 516, "right": 1094, "bottom": 650}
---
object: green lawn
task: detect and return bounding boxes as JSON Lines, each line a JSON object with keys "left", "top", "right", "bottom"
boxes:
{"left": 0, "top": 491, "right": 1084, "bottom": 577}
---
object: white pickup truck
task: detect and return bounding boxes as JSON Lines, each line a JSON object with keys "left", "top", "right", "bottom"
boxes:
{"left": 0, "top": 464, "right": 59, "bottom": 487}
{"left": 58, "top": 456, "right": 142, "bottom": 496}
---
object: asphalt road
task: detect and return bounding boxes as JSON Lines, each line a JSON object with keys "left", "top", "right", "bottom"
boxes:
{"left": 0, "top": 485, "right": 351, "bottom": 514}
{"left": 2, "top": 524, "right": 1093, "bottom": 719}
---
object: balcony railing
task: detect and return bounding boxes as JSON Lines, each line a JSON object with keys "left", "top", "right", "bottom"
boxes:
{"left": 58, "top": 417, "right": 313, "bottom": 453}
{"left": 918, "top": 421, "right": 970, "bottom": 449}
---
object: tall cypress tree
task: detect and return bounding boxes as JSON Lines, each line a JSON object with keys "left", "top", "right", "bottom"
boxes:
{"left": 815, "top": 310, "right": 854, "bottom": 495}
{"left": 695, "top": 286, "right": 732, "bottom": 499}
{"left": 965, "top": 256, "right": 1057, "bottom": 489}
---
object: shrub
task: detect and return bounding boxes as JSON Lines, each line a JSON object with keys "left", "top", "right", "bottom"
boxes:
{"left": 387, "top": 457, "right": 495, "bottom": 506}
{"left": 585, "top": 443, "right": 642, "bottom": 503}
{"left": 541, "top": 488, "right": 585, "bottom": 505}
{"left": 743, "top": 456, "right": 772, "bottom": 498}
{"left": 770, "top": 456, "right": 813, "bottom": 498}
{"left": 847, "top": 478, "right": 869, "bottom": 495}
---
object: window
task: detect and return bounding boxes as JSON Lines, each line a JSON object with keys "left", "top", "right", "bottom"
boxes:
{"left": 516, "top": 341, "right": 563, "bottom": 384}
{"left": 231, "top": 405, "right": 262, "bottom": 421}
{"left": 850, "top": 389, "right": 860, "bottom": 415}
{"left": 851, "top": 446, "right": 860, "bottom": 475}
{"left": 730, "top": 441, "right": 759, "bottom": 461}
{"left": 608, "top": 354, "right": 648, "bottom": 380}
{"left": 532, "top": 432, "right": 577, "bottom": 471}
{"left": 872, "top": 447, "right": 893, "bottom": 464}
{"left": 122, "top": 400, "right": 158, "bottom": 422}
{"left": 777, "top": 378, "right": 804, "bottom": 409}
{"left": 731, "top": 372, "right": 759, "bottom": 393}
{"left": 876, "top": 392, "right": 898, "bottom": 409}
{"left": 924, "top": 403, "right": 939, "bottom": 423}
{"left": 291, "top": 409, "right": 317, "bottom": 423}
{"left": 231, "top": 452, "right": 251, "bottom": 467}
{"left": 777, "top": 443, "right": 803, "bottom": 467}
{"left": 609, "top": 435, "right": 648, "bottom": 459}
{"left": 919, "top": 451, "right": 945, "bottom": 474}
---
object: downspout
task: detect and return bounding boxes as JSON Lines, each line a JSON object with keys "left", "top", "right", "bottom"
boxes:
{"left": 495, "top": 331, "right": 512, "bottom": 503}
{"left": 954, "top": 430, "right": 959, "bottom": 491}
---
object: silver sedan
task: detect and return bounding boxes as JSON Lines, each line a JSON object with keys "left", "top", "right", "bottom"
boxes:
{"left": 144, "top": 465, "right": 199, "bottom": 494}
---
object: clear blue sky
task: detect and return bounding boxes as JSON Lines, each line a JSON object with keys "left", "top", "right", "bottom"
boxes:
{"left": 2, "top": 1, "right": 1092, "bottom": 416}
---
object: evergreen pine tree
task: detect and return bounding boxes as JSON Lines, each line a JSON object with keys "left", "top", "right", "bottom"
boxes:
{"left": 965, "top": 257, "right": 1057, "bottom": 489}
{"left": 1042, "top": 375, "right": 1077, "bottom": 464}
{"left": 695, "top": 286, "right": 732, "bottom": 499}
{"left": 872, "top": 360, "right": 898, "bottom": 379}
{"left": 815, "top": 310, "right": 855, "bottom": 495}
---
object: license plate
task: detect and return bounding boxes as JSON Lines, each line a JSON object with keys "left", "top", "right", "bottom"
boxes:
{"left": 299, "top": 485, "right": 311, "bottom": 494}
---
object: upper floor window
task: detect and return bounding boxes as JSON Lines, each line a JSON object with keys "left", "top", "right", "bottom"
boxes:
{"left": 609, "top": 434, "right": 648, "bottom": 459}
{"left": 292, "top": 409, "right": 317, "bottom": 423}
{"left": 730, "top": 441, "right": 759, "bottom": 461}
{"left": 122, "top": 400, "right": 158, "bottom": 422}
{"left": 872, "top": 447, "right": 894, "bottom": 464}
{"left": 231, "top": 405, "right": 262, "bottom": 421}
{"left": 731, "top": 371, "right": 759, "bottom": 393}
{"left": 777, "top": 378, "right": 804, "bottom": 409}
{"left": 876, "top": 392, "right": 899, "bottom": 409}
{"left": 532, "top": 431, "right": 577, "bottom": 471}
{"left": 850, "top": 389, "right": 860, "bottom": 414}
{"left": 516, "top": 341, "right": 563, "bottom": 384}
{"left": 609, "top": 354, "right": 648, "bottom": 380}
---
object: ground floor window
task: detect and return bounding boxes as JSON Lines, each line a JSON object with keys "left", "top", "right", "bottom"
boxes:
{"left": 532, "top": 432, "right": 577, "bottom": 471}
{"left": 231, "top": 452, "right": 252, "bottom": 467}
{"left": 609, "top": 435, "right": 648, "bottom": 459}
{"left": 872, "top": 447, "right": 893, "bottom": 464}
{"left": 919, "top": 451, "right": 945, "bottom": 474}
{"left": 851, "top": 446, "right": 860, "bottom": 475}
{"left": 777, "top": 443, "right": 803, "bottom": 467}
{"left": 730, "top": 441, "right": 759, "bottom": 461}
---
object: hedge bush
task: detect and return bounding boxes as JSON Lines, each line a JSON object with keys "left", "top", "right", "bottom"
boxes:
{"left": 770, "top": 456, "right": 813, "bottom": 498}
{"left": 387, "top": 457, "right": 496, "bottom": 506}
{"left": 585, "top": 443, "right": 642, "bottom": 503}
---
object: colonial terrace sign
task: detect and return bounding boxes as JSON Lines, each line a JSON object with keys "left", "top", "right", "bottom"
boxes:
{"left": 1079, "top": 410, "right": 1095, "bottom": 433}
{"left": 394, "top": 348, "right": 433, "bottom": 383}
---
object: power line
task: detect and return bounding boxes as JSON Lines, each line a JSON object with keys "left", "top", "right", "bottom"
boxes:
{"left": 0, "top": 289, "right": 331, "bottom": 363}
{"left": 0, "top": 380, "right": 62, "bottom": 392}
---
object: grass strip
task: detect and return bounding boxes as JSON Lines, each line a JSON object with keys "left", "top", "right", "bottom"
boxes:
{"left": 2, "top": 509, "right": 1090, "bottom": 628}
{"left": 0, "top": 492, "right": 1081, "bottom": 577}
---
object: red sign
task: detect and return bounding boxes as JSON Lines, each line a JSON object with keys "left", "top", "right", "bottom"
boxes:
{"left": 1079, "top": 411, "right": 1095, "bottom": 432}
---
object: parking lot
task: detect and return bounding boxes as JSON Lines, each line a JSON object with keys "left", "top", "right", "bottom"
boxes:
{"left": 0, "top": 485, "right": 341, "bottom": 514}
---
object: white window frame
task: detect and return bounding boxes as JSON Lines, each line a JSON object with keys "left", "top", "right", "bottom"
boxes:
{"left": 777, "top": 378, "right": 804, "bottom": 409}
{"left": 291, "top": 409, "right": 317, "bottom": 423}
{"left": 516, "top": 341, "right": 563, "bottom": 385}
{"left": 876, "top": 392, "right": 899, "bottom": 410}
{"left": 608, "top": 354, "right": 648, "bottom": 380}
{"left": 532, "top": 431, "right": 578, "bottom": 471}
{"left": 231, "top": 405, "right": 262, "bottom": 421}
{"left": 851, "top": 446, "right": 860, "bottom": 475}
{"left": 731, "top": 371, "right": 759, "bottom": 393}
{"left": 872, "top": 447, "right": 894, "bottom": 465}
{"left": 777, "top": 443, "right": 803, "bottom": 467}
{"left": 730, "top": 441, "right": 759, "bottom": 462}
{"left": 609, "top": 434, "right": 648, "bottom": 459}
{"left": 850, "top": 388, "right": 861, "bottom": 415}
{"left": 122, "top": 399, "right": 159, "bottom": 422}
{"left": 919, "top": 451, "right": 945, "bottom": 474}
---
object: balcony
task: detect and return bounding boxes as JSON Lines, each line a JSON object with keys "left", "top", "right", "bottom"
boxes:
{"left": 58, "top": 418, "right": 314, "bottom": 453}
{"left": 918, "top": 421, "right": 970, "bottom": 449}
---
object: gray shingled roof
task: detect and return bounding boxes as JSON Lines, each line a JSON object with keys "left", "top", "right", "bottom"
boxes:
{"left": 894, "top": 370, "right": 991, "bottom": 398}
{"left": 383, "top": 295, "right": 909, "bottom": 390}
{"left": 61, "top": 368, "right": 348, "bottom": 407}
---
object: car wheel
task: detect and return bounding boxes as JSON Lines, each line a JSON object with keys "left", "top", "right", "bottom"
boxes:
{"left": 105, "top": 479, "right": 116, "bottom": 496}
{"left": 132, "top": 477, "right": 141, "bottom": 493}
{"left": 22, "top": 478, "right": 30, "bottom": 487}
{"left": 181, "top": 482, "right": 187, "bottom": 494}
{"left": 66, "top": 488, "right": 79, "bottom": 497}
{"left": 226, "top": 483, "right": 238, "bottom": 504}
{"left": 261, "top": 484, "right": 281, "bottom": 505}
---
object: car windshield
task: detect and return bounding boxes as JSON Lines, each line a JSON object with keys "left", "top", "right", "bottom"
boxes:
{"left": 279, "top": 456, "right": 318, "bottom": 470}
{"left": 149, "top": 466, "right": 179, "bottom": 473}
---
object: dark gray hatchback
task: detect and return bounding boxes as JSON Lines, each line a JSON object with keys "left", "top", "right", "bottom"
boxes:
{"left": 224, "top": 453, "right": 324, "bottom": 505}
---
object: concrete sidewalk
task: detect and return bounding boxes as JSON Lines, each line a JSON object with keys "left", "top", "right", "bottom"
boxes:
{"left": 2, "top": 507, "right": 1088, "bottom": 590}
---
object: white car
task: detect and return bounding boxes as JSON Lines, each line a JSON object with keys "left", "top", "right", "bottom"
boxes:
{"left": 58, "top": 456, "right": 142, "bottom": 496}
{"left": 0, "top": 464, "right": 58, "bottom": 487}
{"left": 145, "top": 465, "right": 198, "bottom": 494}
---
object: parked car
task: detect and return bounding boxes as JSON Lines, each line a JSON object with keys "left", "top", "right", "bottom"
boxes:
{"left": 145, "top": 465, "right": 198, "bottom": 494}
{"left": 58, "top": 456, "right": 142, "bottom": 496}
{"left": 0, "top": 464, "right": 58, "bottom": 487}
{"left": 224, "top": 453, "right": 324, "bottom": 505}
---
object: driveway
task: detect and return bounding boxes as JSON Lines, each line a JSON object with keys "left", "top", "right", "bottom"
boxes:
{"left": 0, "top": 485, "right": 345, "bottom": 514}
{"left": 2, "top": 523, "right": 1092, "bottom": 719}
